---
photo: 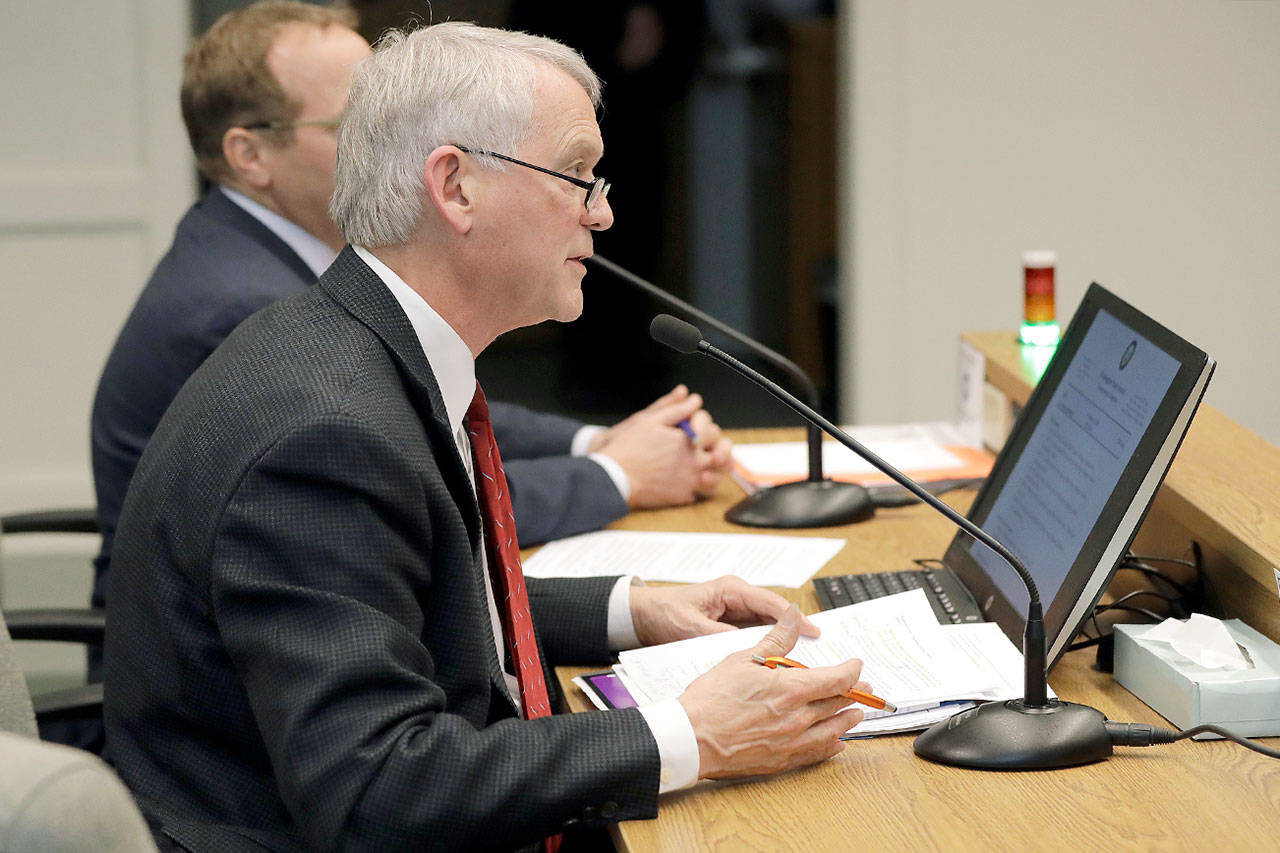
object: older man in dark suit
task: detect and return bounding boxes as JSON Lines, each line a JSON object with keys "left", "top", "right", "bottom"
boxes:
{"left": 104, "top": 22, "right": 867, "bottom": 851}
{"left": 90, "top": 1, "right": 731, "bottom": 624}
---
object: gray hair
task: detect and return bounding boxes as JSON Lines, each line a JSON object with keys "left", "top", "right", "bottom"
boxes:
{"left": 330, "top": 22, "right": 601, "bottom": 248}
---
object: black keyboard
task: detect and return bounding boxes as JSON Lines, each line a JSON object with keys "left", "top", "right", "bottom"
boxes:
{"left": 812, "top": 567, "right": 984, "bottom": 625}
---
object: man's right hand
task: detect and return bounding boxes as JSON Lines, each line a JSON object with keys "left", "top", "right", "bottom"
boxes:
{"left": 676, "top": 606, "right": 868, "bottom": 779}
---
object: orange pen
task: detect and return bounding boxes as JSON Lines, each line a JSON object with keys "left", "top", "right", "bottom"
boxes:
{"left": 751, "top": 654, "right": 898, "bottom": 713}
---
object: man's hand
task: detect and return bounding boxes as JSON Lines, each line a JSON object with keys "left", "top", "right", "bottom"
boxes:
{"left": 590, "top": 385, "right": 734, "bottom": 508}
{"left": 677, "top": 606, "right": 869, "bottom": 779}
{"left": 629, "top": 575, "right": 819, "bottom": 647}
{"left": 686, "top": 404, "right": 733, "bottom": 498}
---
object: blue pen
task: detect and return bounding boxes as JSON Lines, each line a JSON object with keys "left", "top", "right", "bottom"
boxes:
{"left": 677, "top": 418, "right": 697, "bottom": 442}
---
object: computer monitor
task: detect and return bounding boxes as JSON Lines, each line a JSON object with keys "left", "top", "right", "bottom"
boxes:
{"left": 945, "top": 283, "right": 1215, "bottom": 667}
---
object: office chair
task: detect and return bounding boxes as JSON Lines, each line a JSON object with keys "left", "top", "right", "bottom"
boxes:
{"left": 0, "top": 509, "right": 104, "bottom": 724}
{"left": 0, "top": 608, "right": 156, "bottom": 851}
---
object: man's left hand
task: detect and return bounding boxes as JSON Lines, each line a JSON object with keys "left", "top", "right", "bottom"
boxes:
{"left": 629, "top": 575, "right": 820, "bottom": 647}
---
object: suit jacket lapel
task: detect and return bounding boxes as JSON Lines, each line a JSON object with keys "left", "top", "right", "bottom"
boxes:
{"left": 318, "top": 248, "right": 474, "bottom": 521}
{"left": 318, "top": 248, "right": 519, "bottom": 714}
{"left": 202, "top": 187, "right": 318, "bottom": 284}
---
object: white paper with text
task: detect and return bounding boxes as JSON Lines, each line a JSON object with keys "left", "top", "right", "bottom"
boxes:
{"left": 616, "top": 590, "right": 1000, "bottom": 707}
{"left": 521, "top": 530, "right": 844, "bottom": 588}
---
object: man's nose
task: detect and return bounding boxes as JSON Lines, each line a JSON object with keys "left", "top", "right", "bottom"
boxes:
{"left": 584, "top": 193, "right": 613, "bottom": 231}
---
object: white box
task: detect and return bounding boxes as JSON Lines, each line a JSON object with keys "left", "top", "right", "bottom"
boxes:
{"left": 1114, "top": 619, "right": 1280, "bottom": 739}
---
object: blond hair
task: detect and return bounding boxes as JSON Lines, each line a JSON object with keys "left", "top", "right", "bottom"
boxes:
{"left": 181, "top": 0, "right": 357, "bottom": 183}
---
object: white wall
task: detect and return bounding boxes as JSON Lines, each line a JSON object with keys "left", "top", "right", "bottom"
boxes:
{"left": 0, "top": 1, "right": 193, "bottom": 685}
{"left": 0, "top": 1, "right": 192, "bottom": 512}
{"left": 839, "top": 1, "right": 1280, "bottom": 444}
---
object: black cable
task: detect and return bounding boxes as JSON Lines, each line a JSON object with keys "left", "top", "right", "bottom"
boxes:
{"left": 1065, "top": 594, "right": 1169, "bottom": 655}
{"left": 868, "top": 477, "right": 985, "bottom": 509}
{"left": 1064, "top": 583, "right": 1180, "bottom": 656}
{"left": 1116, "top": 562, "right": 1194, "bottom": 597}
{"left": 1106, "top": 589, "right": 1180, "bottom": 608}
{"left": 1088, "top": 609, "right": 1104, "bottom": 640}
{"left": 1125, "top": 553, "right": 1200, "bottom": 569}
{"left": 1106, "top": 721, "right": 1280, "bottom": 760}
{"left": 1065, "top": 635, "right": 1106, "bottom": 652}
{"left": 1092, "top": 603, "right": 1165, "bottom": 622}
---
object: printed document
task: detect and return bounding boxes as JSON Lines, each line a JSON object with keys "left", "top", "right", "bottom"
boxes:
{"left": 613, "top": 590, "right": 1045, "bottom": 735}
{"left": 521, "top": 530, "right": 845, "bottom": 588}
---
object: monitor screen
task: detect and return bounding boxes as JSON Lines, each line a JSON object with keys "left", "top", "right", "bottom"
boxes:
{"left": 970, "top": 308, "right": 1180, "bottom": 611}
{"left": 945, "top": 283, "right": 1213, "bottom": 667}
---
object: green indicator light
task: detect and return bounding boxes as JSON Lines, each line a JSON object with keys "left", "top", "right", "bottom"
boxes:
{"left": 1019, "top": 322, "right": 1060, "bottom": 347}
{"left": 1019, "top": 337, "right": 1056, "bottom": 382}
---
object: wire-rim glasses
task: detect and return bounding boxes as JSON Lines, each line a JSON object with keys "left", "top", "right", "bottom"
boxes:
{"left": 456, "top": 146, "right": 610, "bottom": 212}
{"left": 242, "top": 119, "right": 341, "bottom": 132}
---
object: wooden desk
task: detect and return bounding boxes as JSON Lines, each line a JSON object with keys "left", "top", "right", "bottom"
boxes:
{"left": 551, "top": 427, "right": 1280, "bottom": 851}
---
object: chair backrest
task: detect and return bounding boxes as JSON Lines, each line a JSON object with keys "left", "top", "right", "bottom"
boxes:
{"left": 0, "top": 609, "right": 37, "bottom": 737}
{"left": 0, "top": 730, "right": 157, "bottom": 852}
{"left": 0, "top": 609, "right": 157, "bottom": 851}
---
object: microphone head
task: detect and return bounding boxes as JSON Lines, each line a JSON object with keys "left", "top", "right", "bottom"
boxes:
{"left": 650, "top": 314, "right": 703, "bottom": 354}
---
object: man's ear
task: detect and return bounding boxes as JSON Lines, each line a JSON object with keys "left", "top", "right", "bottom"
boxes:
{"left": 423, "top": 147, "right": 474, "bottom": 235}
{"left": 221, "top": 126, "right": 272, "bottom": 191}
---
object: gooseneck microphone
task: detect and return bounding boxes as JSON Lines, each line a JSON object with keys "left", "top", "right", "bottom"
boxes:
{"left": 586, "top": 254, "right": 873, "bottom": 529}
{"left": 651, "top": 313, "right": 1114, "bottom": 770}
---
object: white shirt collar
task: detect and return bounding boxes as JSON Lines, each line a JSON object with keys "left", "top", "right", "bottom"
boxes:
{"left": 352, "top": 246, "right": 475, "bottom": 434}
{"left": 219, "top": 186, "right": 338, "bottom": 279}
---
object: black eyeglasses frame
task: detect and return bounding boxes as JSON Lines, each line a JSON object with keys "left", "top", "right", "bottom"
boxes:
{"left": 455, "top": 146, "right": 610, "bottom": 212}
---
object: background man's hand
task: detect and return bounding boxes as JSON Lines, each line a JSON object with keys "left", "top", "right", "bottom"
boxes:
{"left": 589, "top": 385, "right": 734, "bottom": 508}
{"left": 677, "top": 606, "right": 869, "bottom": 779}
{"left": 686, "top": 405, "right": 732, "bottom": 498}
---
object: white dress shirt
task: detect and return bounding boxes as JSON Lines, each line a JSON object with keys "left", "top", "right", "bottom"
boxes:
{"left": 353, "top": 246, "right": 698, "bottom": 793}
{"left": 220, "top": 186, "right": 338, "bottom": 279}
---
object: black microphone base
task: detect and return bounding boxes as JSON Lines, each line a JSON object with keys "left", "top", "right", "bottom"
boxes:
{"left": 725, "top": 479, "right": 874, "bottom": 529}
{"left": 913, "top": 699, "right": 1112, "bottom": 770}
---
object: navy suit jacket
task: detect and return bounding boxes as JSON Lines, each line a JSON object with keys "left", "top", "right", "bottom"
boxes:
{"left": 103, "top": 249, "right": 660, "bottom": 852}
{"left": 90, "top": 188, "right": 627, "bottom": 605}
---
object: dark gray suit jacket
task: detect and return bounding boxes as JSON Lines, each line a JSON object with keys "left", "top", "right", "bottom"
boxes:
{"left": 91, "top": 188, "right": 626, "bottom": 605}
{"left": 103, "top": 249, "right": 660, "bottom": 852}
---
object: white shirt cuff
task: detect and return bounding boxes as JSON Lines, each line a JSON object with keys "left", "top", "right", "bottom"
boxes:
{"left": 606, "top": 576, "right": 642, "bottom": 651}
{"left": 573, "top": 425, "right": 631, "bottom": 502}
{"left": 638, "top": 699, "right": 700, "bottom": 793}
{"left": 587, "top": 452, "right": 631, "bottom": 503}
{"left": 570, "top": 424, "right": 607, "bottom": 457}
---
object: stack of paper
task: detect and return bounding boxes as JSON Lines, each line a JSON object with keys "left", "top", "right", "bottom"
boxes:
{"left": 613, "top": 589, "right": 1046, "bottom": 736}
{"left": 731, "top": 421, "right": 993, "bottom": 493}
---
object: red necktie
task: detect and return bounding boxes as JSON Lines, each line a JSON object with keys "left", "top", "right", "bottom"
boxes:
{"left": 465, "top": 385, "right": 553, "bottom": 720}
{"left": 467, "top": 387, "right": 563, "bottom": 853}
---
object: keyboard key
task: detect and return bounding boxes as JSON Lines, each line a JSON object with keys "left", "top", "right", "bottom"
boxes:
{"left": 821, "top": 578, "right": 852, "bottom": 608}
{"left": 810, "top": 568, "right": 984, "bottom": 627}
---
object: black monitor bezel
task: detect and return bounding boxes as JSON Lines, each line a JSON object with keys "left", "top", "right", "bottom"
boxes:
{"left": 944, "top": 282, "right": 1212, "bottom": 670}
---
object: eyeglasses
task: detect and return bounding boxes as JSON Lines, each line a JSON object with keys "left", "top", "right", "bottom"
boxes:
{"left": 456, "top": 146, "right": 610, "bottom": 212}
{"left": 242, "top": 119, "right": 341, "bottom": 132}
